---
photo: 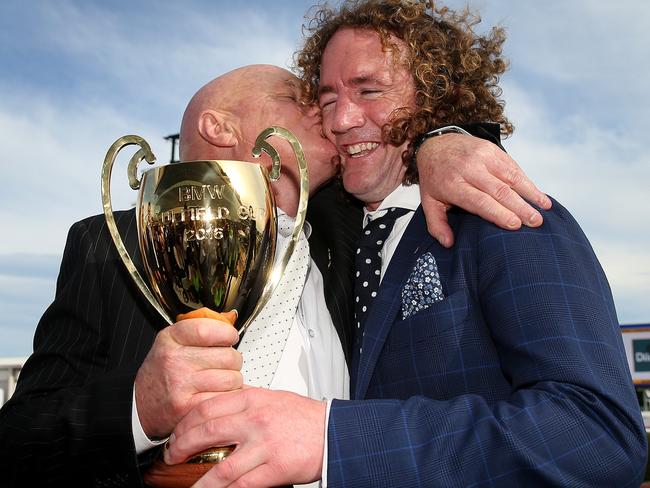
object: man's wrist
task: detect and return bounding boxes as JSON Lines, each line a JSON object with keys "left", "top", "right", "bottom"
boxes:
{"left": 132, "top": 385, "right": 168, "bottom": 454}
{"left": 412, "top": 125, "right": 472, "bottom": 159}
{"left": 413, "top": 123, "right": 504, "bottom": 160}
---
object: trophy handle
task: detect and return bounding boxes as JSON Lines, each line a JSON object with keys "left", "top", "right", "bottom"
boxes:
{"left": 101, "top": 135, "right": 173, "bottom": 326}
{"left": 242, "top": 126, "right": 310, "bottom": 334}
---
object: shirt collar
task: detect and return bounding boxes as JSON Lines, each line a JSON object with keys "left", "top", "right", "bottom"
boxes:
{"left": 362, "top": 184, "right": 420, "bottom": 228}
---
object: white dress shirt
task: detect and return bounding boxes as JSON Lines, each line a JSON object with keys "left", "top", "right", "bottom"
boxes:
{"left": 269, "top": 213, "right": 349, "bottom": 402}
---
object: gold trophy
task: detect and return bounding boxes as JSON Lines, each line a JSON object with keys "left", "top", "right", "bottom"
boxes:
{"left": 101, "top": 127, "right": 309, "bottom": 488}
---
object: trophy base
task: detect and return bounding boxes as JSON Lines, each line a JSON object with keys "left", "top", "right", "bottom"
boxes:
{"left": 143, "top": 445, "right": 235, "bottom": 488}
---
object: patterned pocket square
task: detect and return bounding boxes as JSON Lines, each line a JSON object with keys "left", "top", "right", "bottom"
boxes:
{"left": 401, "top": 252, "right": 445, "bottom": 319}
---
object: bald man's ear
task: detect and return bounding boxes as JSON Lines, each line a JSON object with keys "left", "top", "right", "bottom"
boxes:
{"left": 198, "top": 109, "right": 238, "bottom": 147}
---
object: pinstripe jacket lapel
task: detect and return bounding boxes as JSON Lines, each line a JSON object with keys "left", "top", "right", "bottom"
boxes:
{"left": 308, "top": 181, "right": 363, "bottom": 366}
{"left": 354, "top": 206, "right": 435, "bottom": 399}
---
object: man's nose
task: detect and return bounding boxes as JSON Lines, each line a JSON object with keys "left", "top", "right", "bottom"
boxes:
{"left": 330, "top": 97, "right": 365, "bottom": 134}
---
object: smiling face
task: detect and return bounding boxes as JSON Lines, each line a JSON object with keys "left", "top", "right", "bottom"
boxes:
{"left": 319, "top": 28, "right": 416, "bottom": 209}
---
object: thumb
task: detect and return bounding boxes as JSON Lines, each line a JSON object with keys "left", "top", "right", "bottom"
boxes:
{"left": 421, "top": 196, "right": 454, "bottom": 248}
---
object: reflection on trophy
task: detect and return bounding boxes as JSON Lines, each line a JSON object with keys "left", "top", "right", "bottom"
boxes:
{"left": 101, "top": 127, "right": 309, "bottom": 488}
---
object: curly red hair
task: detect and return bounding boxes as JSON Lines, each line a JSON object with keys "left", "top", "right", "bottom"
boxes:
{"left": 294, "top": 0, "right": 513, "bottom": 183}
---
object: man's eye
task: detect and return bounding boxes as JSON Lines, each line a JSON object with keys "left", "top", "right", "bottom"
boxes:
{"left": 319, "top": 99, "right": 335, "bottom": 109}
{"left": 361, "top": 89, "right": 381, "bottom": 96}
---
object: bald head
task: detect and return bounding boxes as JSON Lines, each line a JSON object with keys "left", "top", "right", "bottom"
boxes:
{"left": 180, "top": 65, "right": 299, "bottom": 161}
{"left": 177, "top": 64, "right": 338, "bottom": 213}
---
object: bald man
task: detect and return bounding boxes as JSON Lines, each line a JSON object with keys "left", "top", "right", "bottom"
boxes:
{"left": 0, "top": 64, "right": 548, "bottom": 487}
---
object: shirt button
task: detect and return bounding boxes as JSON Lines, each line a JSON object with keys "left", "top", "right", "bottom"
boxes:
{"left": 308, "top": 329, "right": 315, "bottom": 338}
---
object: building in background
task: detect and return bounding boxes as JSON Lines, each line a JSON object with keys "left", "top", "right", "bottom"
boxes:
{"left": 0, "top": 357, "right": 26, "bottom": 405}
{"left": 621, "top": 323, "right": 650, "bottom": 418}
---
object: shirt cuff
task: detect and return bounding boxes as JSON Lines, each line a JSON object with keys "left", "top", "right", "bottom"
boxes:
{"left": 321, "top": 398, "right": 333, "bottom": 487}
{"left": 132, "top": 384, "right": 168, "bottom": 455}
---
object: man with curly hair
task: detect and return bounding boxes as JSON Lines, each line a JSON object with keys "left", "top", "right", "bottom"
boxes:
{"left": 164, "top": 2, "right": 647, "bottom": 486}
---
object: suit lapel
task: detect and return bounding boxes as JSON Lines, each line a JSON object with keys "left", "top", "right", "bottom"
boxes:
{"left": 308, "top": 182, "right": 363, "bottom": 366}
{"left": 121, "top": 209, "right": 150, "bottom": 292}
{"left": 354, "top": 206, "right": 434, "bottom": 399}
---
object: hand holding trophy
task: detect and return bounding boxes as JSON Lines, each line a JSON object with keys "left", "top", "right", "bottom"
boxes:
{"left": 101, "top": 127, "right": 309, "bottom": 488}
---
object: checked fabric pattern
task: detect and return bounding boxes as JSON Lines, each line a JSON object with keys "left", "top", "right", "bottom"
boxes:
{"left": 401, "top": 252, "right": 444, "bottom": 319}
{"left": 354, "top": 207, "right": 408, "bottom": 351}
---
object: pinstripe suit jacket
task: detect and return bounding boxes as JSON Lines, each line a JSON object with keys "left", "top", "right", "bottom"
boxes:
{"left": 327, "top": 198, "right": 647, "bottom": 487}
{"left": 0, "top": 181, "right": 362, "bottom": 487}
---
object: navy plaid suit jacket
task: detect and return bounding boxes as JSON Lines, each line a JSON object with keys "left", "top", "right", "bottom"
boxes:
{"left": 328, "top": 198, "right": 647, "bottom": 487}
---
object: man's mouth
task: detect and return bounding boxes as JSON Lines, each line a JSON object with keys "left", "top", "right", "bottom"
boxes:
{"left": 345, "top": 142, "right": 379, "bottom": 158}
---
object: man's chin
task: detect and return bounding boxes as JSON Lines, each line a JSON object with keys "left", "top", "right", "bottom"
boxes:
{"left": 340, "top": 176, "right": 368, "bottom": 200}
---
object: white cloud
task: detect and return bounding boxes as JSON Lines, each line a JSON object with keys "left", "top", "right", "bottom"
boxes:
{"left": 0, "top": 91, "right": 162, "bottom": 254}
{"left": 502, "top": 78, "right": 650, "bottom": 327}
{"left": 0, "top": 274, "right": 56, "bottom": 356}
{"left": 30, "top": 1, "right": 302, "bottom": 112}
{"left": 0, "top": 1, "right": 308, "bottom": 255}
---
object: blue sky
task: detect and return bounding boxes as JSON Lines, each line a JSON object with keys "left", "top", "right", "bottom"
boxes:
{"left": 1, "top": 0, "right": 649, "bottom": 357}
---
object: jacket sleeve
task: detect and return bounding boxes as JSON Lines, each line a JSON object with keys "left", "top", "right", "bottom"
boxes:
{"left": 326, "top": 199, "right": 647, "bottom": 487}
{"left": 0, "top": 212, "right": 159, "bottom": 487}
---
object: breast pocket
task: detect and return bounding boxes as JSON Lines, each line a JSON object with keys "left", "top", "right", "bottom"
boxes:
{"left": 387, "top": 289, "right": 472, "bottom": 350}
{"left": 371, "top": 289, "right": 503, "bottom": 401}
{"left": 370, "top": 289, "right": 477, "bottom": 400}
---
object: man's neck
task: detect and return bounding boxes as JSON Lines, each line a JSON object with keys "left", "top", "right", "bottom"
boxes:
{"left": 363, "top": 186, "right": 400, "bottom": 212}
{"left": 362, "top": 183, "right": 421, "bottom": 222}
{"left": 364, "top": 201, "right": 382, "bottom": 211}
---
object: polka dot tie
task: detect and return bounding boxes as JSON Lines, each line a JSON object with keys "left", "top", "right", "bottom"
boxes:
{"left": 354, "top": 207, "right": 409, "bottom": 349}
{"left": 238, "top": 216, "right": 310, "bottom": 388}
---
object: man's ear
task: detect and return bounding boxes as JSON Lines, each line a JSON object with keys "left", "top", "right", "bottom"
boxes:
{"left": 198, "top": 109, "right": 238, "bottom": 147}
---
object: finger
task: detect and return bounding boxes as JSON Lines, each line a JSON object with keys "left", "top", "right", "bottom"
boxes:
{"left": 464, "top": 172, "right": 543, "bottom": 227}
{"left": 209, "top": 464, "right": 287, "bottom": 488}
{"left": 169, "top": 318, "right": 240, "bottom": 347}
{"left": 180, "top": 346, "right": 243, "bottom": 371}
{"left": 171, "top": 390, "right": 250, "bottom": 446}
{"left": 455, "top": 156, "right": 544, "bottom": 228}
{"left": 223, "top": 466, "right": 278, "bottom": 488}
{"left": 192, "top": 447, "right": 268, "bottom": 488}
{"left": 419, "top": 195, "right": 455, "bottom": 248}
{"left": 451, "top": 185, "right": 523, "bottom": 230}
{"left": 504, "top": 171, "right": 551, "bottom": 212}
{"left": 189, "top": 369, "right": 243, "bottom": 395}
{"left": 486, "top": 154, "right": 552, "bottom": 211}
{"left": 167, "top": 409, "right": 248, "bottom": 465}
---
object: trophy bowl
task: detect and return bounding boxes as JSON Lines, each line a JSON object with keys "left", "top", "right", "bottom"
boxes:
{"left": 101, "top": 127, "right": 309, "bottom": 488}
{"left": 136, "top": 159, "right": 276, "bottom": 326}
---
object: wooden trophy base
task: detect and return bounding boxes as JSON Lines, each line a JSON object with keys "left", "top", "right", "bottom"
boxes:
{"left": 144, "top": 446, "right": 235, "bottom": 488}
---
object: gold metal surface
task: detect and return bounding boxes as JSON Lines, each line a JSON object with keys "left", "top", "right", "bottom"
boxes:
{"left": 186, "top": 446, "right": 235, "bottom": 464}
{"left": 135, "top": 159, "right": 276, "bottom": 330}
{"left": 102, "top": 127, "right": 310, "bottom": 473}
{"left": 102, "top": 135, "right": 173, "bottom": 325}
{"left": 245, "top": 126, "right": 310, "bottom": 334}
{"left": 101, "top": 127, "right": 309, "bottom": 335}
